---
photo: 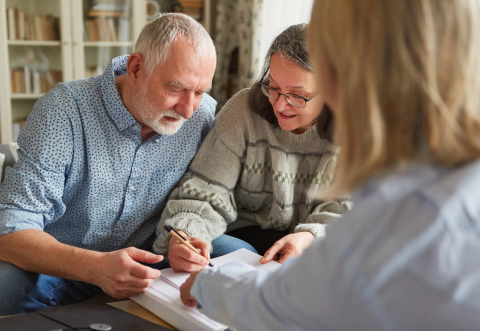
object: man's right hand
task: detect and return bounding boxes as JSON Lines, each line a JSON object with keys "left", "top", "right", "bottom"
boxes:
{"left": 0, "top": 230, "right": 163, "bottom": 300}
{"left": 168, "top": 231, "right": 210, "bottom": 272}
{"left": 93, "top": 247, "right": 163, "bottom": 299}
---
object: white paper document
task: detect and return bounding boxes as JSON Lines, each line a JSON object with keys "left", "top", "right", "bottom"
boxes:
{"left": 131, "top": 248, "right": 281, "bottom": 331}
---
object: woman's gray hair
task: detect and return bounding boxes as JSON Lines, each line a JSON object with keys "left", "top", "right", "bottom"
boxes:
{"left": 135, "top": 13, "right": 216, "bottom": 74}
{"left": 262, "top": 23, "right": 313, "bottom": 74}
{"left": 248, "top": 24, "right": 334, "bottom": 141}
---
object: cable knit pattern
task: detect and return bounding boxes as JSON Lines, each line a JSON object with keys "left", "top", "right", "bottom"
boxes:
{"left": 153, "top": 89, "right": 351, "bottom": 255}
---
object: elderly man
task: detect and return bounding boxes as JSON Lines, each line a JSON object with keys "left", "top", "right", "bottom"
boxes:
{"left": 0, "top": 13, "right": 216, "bottom": 315}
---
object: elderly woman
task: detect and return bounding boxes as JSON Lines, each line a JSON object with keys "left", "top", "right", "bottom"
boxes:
{"left": 179, "top": 1, "right": 480, "bottom": 330}
{"left": 153, "top": 24, "right": 350, "bottom": 272}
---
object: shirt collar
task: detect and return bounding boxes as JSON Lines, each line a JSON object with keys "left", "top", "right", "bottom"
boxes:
{"left": 101, "top": 54, "right": 138, "bottom": 132}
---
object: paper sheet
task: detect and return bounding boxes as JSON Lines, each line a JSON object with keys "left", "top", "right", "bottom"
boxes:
{"left": 132, "top": 248, "right": 282, "bottom": 331}
{"left": 160, "top": 248, "right": 281, "bottom": 288}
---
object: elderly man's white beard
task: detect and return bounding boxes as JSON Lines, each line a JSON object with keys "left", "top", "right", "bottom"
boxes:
{"left": 134, "top": 84, "right": 187, "bottom": 136}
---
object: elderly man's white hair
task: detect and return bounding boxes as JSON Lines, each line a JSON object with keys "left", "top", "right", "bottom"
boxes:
{"left": 135, "top": 13, "right": 216, "bottom": 74}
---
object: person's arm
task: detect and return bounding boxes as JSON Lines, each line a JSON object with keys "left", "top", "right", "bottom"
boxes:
{"left": 181, "top": 189, "right": 472, "bottom": 331}
{"left": 294, "top": 197, "right": 352, "bottom": 237}
{"left": 181, "top": 239, "right": 339, "bottom": 331}
{"left": 154, "top": 124, "right": 243, "bottom": 270}
{"left": 153, "top": 93, "right": 249, "bottom": 271}
{"left": 0, "top": 85, "right": 162, "bottom": 298}
{"left": 261, "top": 197, "right": 352, "bottom": 264}
{"left": 0, "top": 229, "right": 162, "bottom": 298}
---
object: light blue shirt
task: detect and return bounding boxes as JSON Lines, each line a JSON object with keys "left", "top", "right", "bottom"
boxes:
{"left": 0, "top": 55, "right": 216, "bottom": 252}
{"left": 192, "top": 160, "right": 480, "bottom": 331}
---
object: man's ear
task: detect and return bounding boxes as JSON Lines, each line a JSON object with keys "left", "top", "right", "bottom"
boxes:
{"left": 126, "top": 52, "right": 144, "bottom": 86}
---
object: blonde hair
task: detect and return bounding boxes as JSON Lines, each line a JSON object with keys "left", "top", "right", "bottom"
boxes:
{"left": 309, "top": 0, "right": 480, "bottom": 196}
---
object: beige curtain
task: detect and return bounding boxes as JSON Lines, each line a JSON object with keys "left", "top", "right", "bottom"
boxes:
{"left": 212, "top": 0, "right": 313, "bottom": 110}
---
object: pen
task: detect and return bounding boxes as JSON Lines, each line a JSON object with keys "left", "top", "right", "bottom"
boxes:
{"left": 164, "top": 225, "right": 214, "bottom": 267}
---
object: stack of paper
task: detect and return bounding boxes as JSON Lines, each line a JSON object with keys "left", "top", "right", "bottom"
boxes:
{"left": 131, "top": 248, "right": 282, "bottom": 331}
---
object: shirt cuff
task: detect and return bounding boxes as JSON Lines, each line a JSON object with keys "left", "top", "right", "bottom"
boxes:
{"left": 191, "top": 262, "right": 257, "bottom": 316}
{"left": 294, "top": 223, "right": 326, "bottom": 239}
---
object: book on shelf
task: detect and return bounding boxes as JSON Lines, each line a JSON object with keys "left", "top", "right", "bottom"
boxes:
{"left": 88, "top": 10, "right": 128, "bottom": 17}
{"left": 182, "top": 7, "right": 202, "bottom": 20}
{"left": 107, "top": 18, "right": 118, "bottom": 42}
{"left": 92, "top": 1, "right": 131, "bottom": 12}
{"left": 7, "top": 8, "right": 16, "bottom": 40}
{"left": 118, "top": 17, "right": 130, "bottom": 41}
{"left": 88, "top": 0, "right": 130, "bottom": 17}
{"left": 17, "top": 10, "right": 25, "bottom": 40}
{"left": 11, "top": 67, "right": 62, "bottom": 94}
{"left": 131, "top": 248, "right": 281, "bottom": 331}
{"left": 175, "top": 0, "right": 203, "bottom": 21}
{"left": 6, "top": 7, "right": 60, "bottom": 41}
{"left": 179, "top": 0, "right": 203, "bottom": 8}
{"left": 84, "top": 16, "right": 129, "bottom": 42}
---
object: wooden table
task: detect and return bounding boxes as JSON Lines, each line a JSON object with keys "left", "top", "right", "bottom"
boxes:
{"left": 0, "top": 300, "right": 179, "bottom": 329}
{"left": 108, "top": 300, "right": 178, "bottom": 330}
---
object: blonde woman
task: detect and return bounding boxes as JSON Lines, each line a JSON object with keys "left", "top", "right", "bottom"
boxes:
{"left": 179, "top": 1, "right": 480, "bottom": 330}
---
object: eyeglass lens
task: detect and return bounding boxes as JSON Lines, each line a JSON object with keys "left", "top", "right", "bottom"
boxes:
{"left": 260, "top": 84, "right": 306, "bottom": 107}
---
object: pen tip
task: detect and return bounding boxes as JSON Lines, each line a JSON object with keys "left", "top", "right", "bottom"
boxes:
{"left": 164, "top": 225, "right": 173, "bottom": 232}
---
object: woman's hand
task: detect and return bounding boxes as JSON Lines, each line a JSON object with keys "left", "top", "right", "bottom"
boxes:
{"left": 260, "top": 232, "right": 314, "bottom": 264}
{"left": 180, "top": 272, "right": 200, "bottom": 307}
{"left": 168, "top": 231, "right": 211, "bottom": 273}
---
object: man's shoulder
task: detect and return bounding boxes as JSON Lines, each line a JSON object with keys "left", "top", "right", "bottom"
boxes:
{"left": 198, "top": 93, "right": 217, "bottom": 117}
{"left": 62, "top": 76, "right": 103, "bottom": 100}
{"left": 34, "top": 77, "right": 101, "bottom": 115}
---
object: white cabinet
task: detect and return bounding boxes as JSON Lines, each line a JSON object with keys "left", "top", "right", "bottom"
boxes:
{"left": 0, "top": 0, "right": 147, "bottom": 143}
{"left": 0, "top": 0, "right": 211, "bottom": 144}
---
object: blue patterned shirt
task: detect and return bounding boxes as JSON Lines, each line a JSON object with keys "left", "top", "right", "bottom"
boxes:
{"left": 0, "top": 55, "right": 216, "bottom": 252}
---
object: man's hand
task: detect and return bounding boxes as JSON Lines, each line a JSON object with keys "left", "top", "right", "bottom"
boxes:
{"left": 168, "top": 231, "right": 210, "bottom": 272}
{"left": 180, "top": 272, "right": 200, "bottom": 307}
{"left": 260, "top": 232, "right": 314, "bottom": 264}
{"left": 93, "top": 247, "right": 163, "bottom": 299}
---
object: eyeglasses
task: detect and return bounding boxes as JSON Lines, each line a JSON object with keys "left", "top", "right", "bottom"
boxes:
{"left": 258, "top": 69, "right": 315, "bottom": 108}
{"left": 259, "top": 83, "right": 315, "bottom": 108}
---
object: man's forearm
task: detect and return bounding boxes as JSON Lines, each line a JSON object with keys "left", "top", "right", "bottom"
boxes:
{"left": 0, "top": 229, "right": 102, "bottom": 283}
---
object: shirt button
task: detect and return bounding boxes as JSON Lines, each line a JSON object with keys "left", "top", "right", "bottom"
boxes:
{"left": 118, "top": 224, "right": 123, "bottom": 229}
{"left": 119, "top": 123, "right": 124, "bottom": 128}
{"left": 129, "top": 185, "right": 135, "bottom": 190}
{"left": 133, "top": 125, "right": 139, "bottom": 130}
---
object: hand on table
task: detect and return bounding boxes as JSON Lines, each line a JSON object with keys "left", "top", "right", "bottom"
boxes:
{"left": 260, "top": 232, "right": 314, "bottom": 264}
{"left": 168, "top": 231, "right": 211, "bottom": 272}
{"left": 92, "top": 247, "right": 163, "bottom": 299}
{"left": 180, "top": 272, "right": 200, "bottom": 307}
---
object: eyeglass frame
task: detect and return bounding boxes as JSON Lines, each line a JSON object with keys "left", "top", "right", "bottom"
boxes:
{"left": 258, "top": 68, "right": 315, "bottom": 108}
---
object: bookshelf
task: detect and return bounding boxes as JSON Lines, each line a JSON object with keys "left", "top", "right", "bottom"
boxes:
{"left": 0, "top": 0, "right": 211, "bottom": 144}
{"left": 72, "top": 0, "right": 146, "bottom": 81}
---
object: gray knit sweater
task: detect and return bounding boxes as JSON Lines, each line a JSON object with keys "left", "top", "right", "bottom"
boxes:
{"left": 153, "top": 89, "right": 351, "bottom": 255}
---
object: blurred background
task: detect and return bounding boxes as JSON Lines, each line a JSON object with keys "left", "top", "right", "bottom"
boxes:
{"left": 0, "top": 0, "right": 313, "bottom": 144}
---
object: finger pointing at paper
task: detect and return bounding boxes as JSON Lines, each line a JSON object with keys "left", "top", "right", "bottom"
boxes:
{"left": 260, "top": 232, "right": 314, "bottom": 264}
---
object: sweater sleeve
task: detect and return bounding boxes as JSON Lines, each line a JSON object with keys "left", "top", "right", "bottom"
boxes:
{"left": 295, "top": 197, "right": 352, "bottom": 238}
{"left": 153, "top": 92, "right": 249, "bottom": 256}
